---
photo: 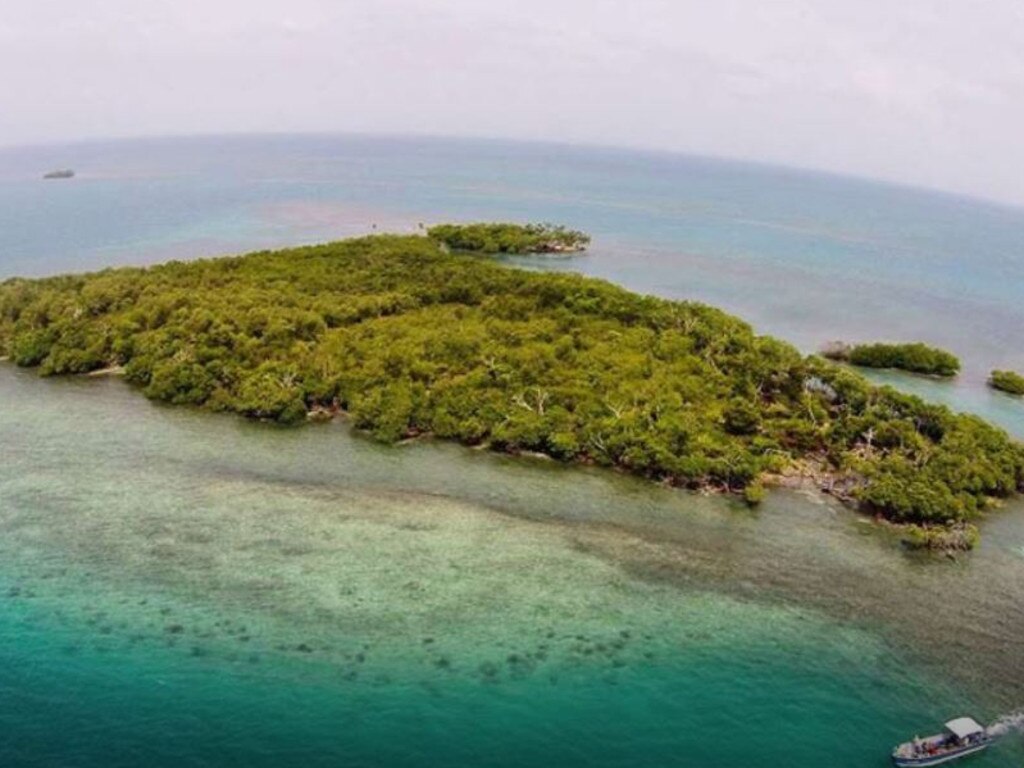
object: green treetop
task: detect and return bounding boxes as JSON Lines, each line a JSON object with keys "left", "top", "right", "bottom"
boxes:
{"left": 990, "top": 370, "right": 1024, "bottom": 396}
{"left": 822, "top": 342, "right": 960, "bottom": 377}
{"left": 1, "top": 231, "right": 1021, "bottom": 546}
{"left": 427, "top": 222, "right": 590, "bottom": 254}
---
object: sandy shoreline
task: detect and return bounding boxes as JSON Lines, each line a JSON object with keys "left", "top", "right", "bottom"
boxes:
{"left": 85, "top": 365, "right": 126, "bottom": 377}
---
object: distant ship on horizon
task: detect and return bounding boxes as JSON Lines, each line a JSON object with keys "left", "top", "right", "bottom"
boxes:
{"left": 43, "top": 169, "right": 75, "bottom": 179}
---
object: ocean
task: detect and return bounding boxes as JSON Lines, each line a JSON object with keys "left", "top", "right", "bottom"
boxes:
{"left": 1, "top": 134, "right": 1023, "bottom": 766}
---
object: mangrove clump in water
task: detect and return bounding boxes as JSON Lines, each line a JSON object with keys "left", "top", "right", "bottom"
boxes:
{"left": 427, "top": 222, "right": 590, "bottom": 254}
{"left": 989, "top": 369, "right": 1024, "bottom": 396}
{"left": 821, "top": 341, "right": 961, "bottom": 377}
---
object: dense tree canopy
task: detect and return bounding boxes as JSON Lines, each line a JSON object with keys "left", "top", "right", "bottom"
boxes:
{"left": 823, "top": 342, "right": 961, "bottom": 377}
{"left": 427, "top": 223, "right": 590, "bottom": 253}
{"left": 1, "top": 233, "right": 1021, "bottom": 546}
{"left": 990, "top": 370, "right": 1024, "bottom": 396}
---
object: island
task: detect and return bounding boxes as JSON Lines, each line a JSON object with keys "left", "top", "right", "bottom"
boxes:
{"left": 989, "top": 370, "right": 1024, "bottom": 396}
{"left": 1, "top": 229, "right": 1021, "bottom": 550}
{"left": 43, "top": 169, "right": 75, "bottom": 180}
{"left": 821, "top": 341, "right": 961, "bottom": 377}
{"left": 427, "top": 222, "right": 590, "bottom": 254}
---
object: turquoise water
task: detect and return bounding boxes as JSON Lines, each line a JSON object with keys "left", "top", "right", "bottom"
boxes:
{"left": 3, "top": 367, "right": 1024, "bottom": 767}
{"left": 2, "top": 136, "right": 1024, "bottom": 765}
{"left": 3, "top": 135, "right": 1022, "bottom": 436}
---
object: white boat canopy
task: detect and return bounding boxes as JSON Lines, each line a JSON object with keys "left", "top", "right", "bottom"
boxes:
{"left": 944, "top": 717, "right": 985, "bottom": 740}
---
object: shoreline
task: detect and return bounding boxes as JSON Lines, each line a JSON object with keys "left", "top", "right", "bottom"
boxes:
{"left": 1, "top": 233, "right": 1020, "bottom": 551}
{"left": 304, "top": 396, "right": 985, "bottom": 553}
{"left": 5, "top": 358, "right": 1024, "bottom": 713}
{"left": 66, "top": 367, "right": 977, "bottom": 553}
{"left": 85, "top": 364, "right": 125, "bottom": 377}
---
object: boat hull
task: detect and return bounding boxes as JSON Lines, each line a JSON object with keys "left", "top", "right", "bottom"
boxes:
{"left": 892, "top": 742, "right": 989, "bottom": 767}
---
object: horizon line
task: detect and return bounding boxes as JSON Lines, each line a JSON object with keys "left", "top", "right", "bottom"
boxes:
{"left": 2, "top": 128, "right": 1022, "bottom": 215}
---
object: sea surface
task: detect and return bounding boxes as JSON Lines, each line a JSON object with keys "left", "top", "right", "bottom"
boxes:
{"left": 1, "top": 135, "right": 1023, "bottom": 766}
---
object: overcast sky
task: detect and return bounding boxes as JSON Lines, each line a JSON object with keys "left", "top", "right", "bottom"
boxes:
{"left": 3, "top": 0, "right": 1024, "bottom": 205}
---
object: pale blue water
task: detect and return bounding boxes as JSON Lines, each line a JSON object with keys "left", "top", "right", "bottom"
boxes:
{"left": 3, "top": 134, "right": 1022, "bottom": 435}
{"left": 1, "top": 135, "right": 1023, "bottom": 766}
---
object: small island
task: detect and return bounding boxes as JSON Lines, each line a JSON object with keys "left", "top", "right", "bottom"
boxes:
{"left": 427, "top": 222, "right": 590, "bottom": 254}
{"left": 43, "top": 169, "right": 75, "bottom": 180}
{"left": 822, "top": 341, "right": 960, "bottom": 377}
{"left": 989, "top": 370, "right": 1024, "bottom": 396}
{"left": 1, "top": 228, "right": 1021, "bottom": 550}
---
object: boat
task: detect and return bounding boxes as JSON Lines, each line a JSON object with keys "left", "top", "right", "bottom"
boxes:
{"left": 43, "top": 169, "right": 75, "bottom": 179}
{"left": 892, "top": 717, "right": 992, "bottom": 766}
